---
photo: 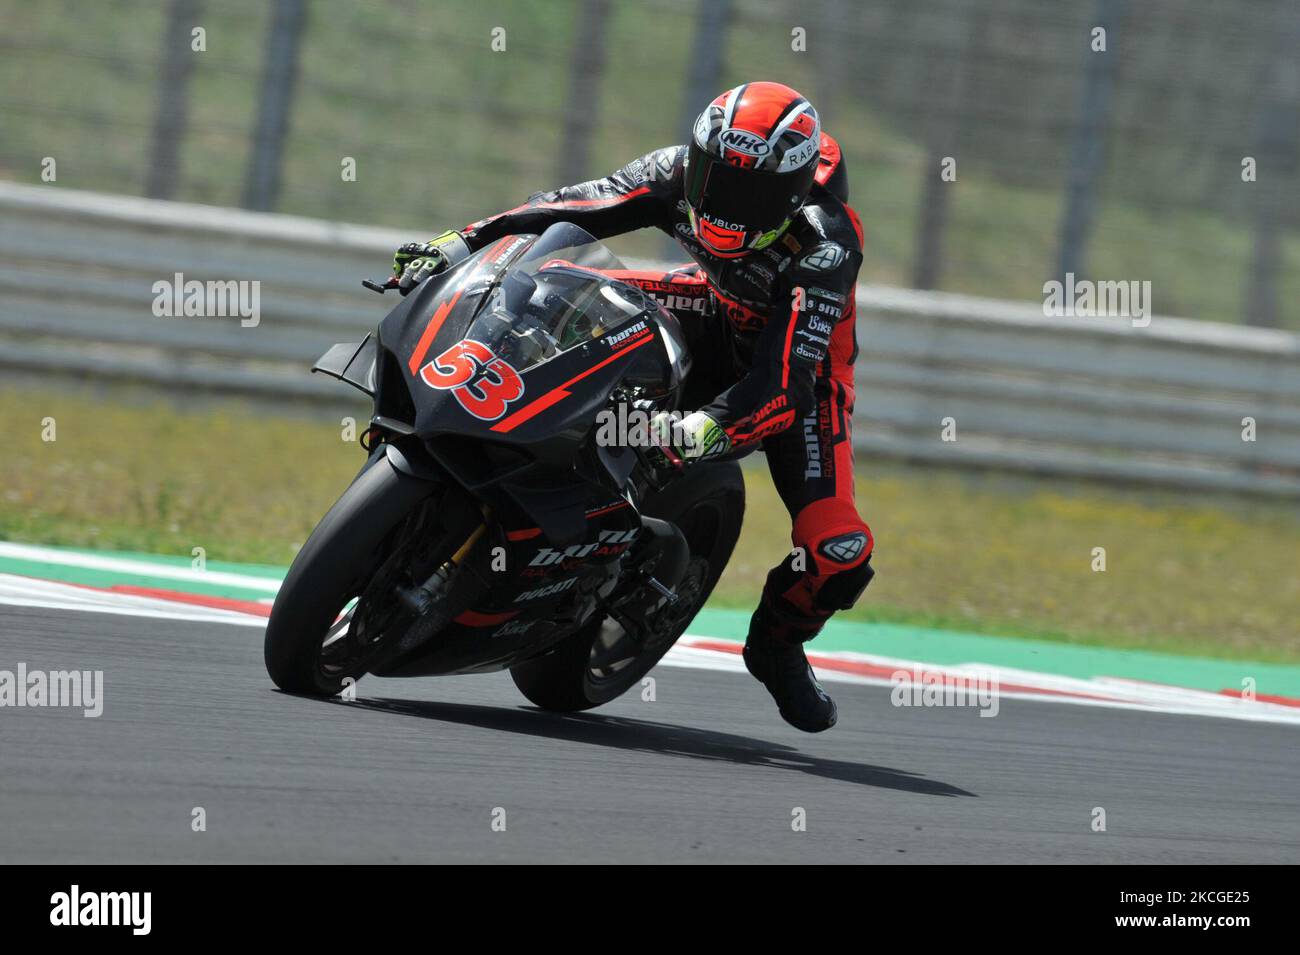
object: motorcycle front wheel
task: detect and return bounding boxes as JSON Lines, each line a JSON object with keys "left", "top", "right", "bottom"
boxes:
{"left": 263, "top": 457, "right": 441, "bottom": 696}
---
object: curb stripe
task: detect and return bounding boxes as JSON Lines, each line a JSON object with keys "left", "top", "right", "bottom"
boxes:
{"left": 0, "top": 542, "right": 281, "bottom": 593}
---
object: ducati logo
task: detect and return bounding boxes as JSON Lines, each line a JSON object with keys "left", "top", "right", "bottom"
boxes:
{"left": 819, "top": 532, "right": 866, "bottom": 564}
{"left": 799, "top": 244, "right": 846, "bottom": 272}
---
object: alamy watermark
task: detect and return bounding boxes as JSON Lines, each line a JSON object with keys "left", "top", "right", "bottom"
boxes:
{"left": 0, "top": 663, "right": 103, "bottom": 717}
{"left": 594, "top": 404, "right": 692, "bottom": 449}
{"left": 50, "top": 885, "right": 150, "bottom": 935}
{"left": 890, "top": 667, "right": 1000, "bottom": 717}
{"left": 1043, "top": 272, "right": 1151, "bottom": 328}
{"left": 152, "top": 272, "right": 261, "bottom": 327}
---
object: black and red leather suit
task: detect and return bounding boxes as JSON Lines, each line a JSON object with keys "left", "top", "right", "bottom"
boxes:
{"left": 457, "top": 134, "right": 874, "bottom": 642}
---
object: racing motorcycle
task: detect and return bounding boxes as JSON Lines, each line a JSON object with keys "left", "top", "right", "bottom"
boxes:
{"left": 263, "top": 223, "right": 744, "bottom": 711}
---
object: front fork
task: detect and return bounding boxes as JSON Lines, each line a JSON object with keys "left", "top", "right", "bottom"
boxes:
{"left": 396, "top": 508, "right": 489, "bottom": 616}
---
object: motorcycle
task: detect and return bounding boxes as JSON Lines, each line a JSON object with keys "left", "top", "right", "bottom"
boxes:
{"left": 263, "top": 223, "right": 745, "bottom": 710}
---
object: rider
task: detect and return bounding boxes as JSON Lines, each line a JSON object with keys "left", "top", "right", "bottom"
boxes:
{"left": 392, "top": 82, "right": 873, "bottom": 732}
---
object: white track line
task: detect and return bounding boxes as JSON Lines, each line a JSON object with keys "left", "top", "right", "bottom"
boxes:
{"left": 2, "top": 574, "right": 1297, "bottom": 725}
{"left": 665, "top": 639, "right": 1300, "bottom": 726}
{"left": 0, "top": 574, "right": 267, "bottom": 628}
{"left": 0, "top": 542, "right": 281, "bottom": 593}
{"left": 0, "top": 595, "right": 268, "bottom": 629}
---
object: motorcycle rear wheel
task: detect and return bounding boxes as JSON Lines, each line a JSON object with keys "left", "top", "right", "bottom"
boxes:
{"left": 509, "top": 460, "right": 745, "bottom": 711}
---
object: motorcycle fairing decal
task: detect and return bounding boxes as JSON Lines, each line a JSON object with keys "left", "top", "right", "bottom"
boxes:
{"left": 490, "top": 617, "right": 540, "bottom": 638}
{"left": 419, "top": 339, "right": 525, "bottom": 421}
{"left": 406, "top": 287, "right": 464, "bottom": 374}
{"left": 585, "top": 500, "right": 631, "bottom": 518}
{"left": 513, "top": 577, "right": 577, "bottom": 602}
{"left": 504, "top": 502, "right": 625, "bottom": 547}
{"left": 407, "top": 235, "right": 517, "bottom": 374}
{"left": 489, "top": 333, "right": 655, "bottom": 433}
{"left": 453, "top": 608, "right": 520, "bottom": 627}
{"left": 528, "top": 527, "right": 640, "bottom": 568}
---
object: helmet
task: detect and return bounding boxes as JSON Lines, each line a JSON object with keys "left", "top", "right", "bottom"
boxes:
{"left": 685, "top": 82, "right": 821, "bottom": 258}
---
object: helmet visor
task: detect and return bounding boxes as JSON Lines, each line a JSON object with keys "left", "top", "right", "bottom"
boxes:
{"left": 685, "top": 138, "right": 816, "bottom": 238}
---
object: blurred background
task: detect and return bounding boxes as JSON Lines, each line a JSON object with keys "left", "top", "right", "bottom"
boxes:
{"left": 1, "top": 0, "right": 1297, "bottom": 663}
{"left": 3, "top": 0, "right": 1299, "bottom": 321}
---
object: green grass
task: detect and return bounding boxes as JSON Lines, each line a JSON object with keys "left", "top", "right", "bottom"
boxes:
{"left": 2, "top": 388, "right": 1297, "bottom": 662}
{"left": 718, "top": 463, "right": 1300, "bottom": 662}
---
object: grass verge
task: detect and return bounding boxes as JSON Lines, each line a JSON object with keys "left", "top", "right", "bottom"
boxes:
{"left": 2, "top": 387, "right": 1297, "bottom": 661}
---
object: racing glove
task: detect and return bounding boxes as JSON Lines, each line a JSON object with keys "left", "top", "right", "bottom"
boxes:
{"left": 646, "top": 410, "right": 731, "bottom": 470}
{"left": 392, "top": 230, "right": 469, "bottom": 295}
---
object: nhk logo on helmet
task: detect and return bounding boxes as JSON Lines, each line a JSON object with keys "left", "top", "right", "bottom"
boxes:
{"left": 719, "top": 128, "right": 771, "bottom": 157}
{"left": 418, "top": 338, "right": 524, "bottom": 421}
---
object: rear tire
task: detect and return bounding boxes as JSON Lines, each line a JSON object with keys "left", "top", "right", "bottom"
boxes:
{"left": 509, "top": 461, "right": 745, "bottom": 711}
{"left": 264, "top": 458, "right": 438, "bottom": 695}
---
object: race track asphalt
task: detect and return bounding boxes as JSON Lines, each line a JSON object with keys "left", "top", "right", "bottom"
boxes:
{"left": 2, "top": 605, "right": 1297, "bottom": 864}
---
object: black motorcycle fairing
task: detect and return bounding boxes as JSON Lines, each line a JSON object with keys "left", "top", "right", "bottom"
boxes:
{"left": 384, "top": 435, "right": 443, "bottom": 482}
{"left": 311, "top": 336, "right": 378, "bottom": 396}
{"left": 378, "top": 228, "right": 680, "bottom": 449}
{"left": 315, "top": 225, "right": 710, "bottom": 678}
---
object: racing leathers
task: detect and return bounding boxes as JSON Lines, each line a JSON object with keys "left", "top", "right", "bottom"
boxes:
{"left": 452, "top": 137, "right": 874, "bottom": 676}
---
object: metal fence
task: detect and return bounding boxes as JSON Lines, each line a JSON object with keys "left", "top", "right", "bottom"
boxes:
{"left": 3, "top": 181, "right": 1297, "bottom": 496}
{"left": 1, "top": 0, "right": 1297, "bottom": 329}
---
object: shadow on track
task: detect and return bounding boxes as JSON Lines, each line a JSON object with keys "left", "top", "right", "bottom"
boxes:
{"left": 310, "top": 694, "right": 976, "bottom": 798}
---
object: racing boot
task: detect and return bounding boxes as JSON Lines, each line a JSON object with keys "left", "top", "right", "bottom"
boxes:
{"left": 742, "top": 601, "right": 837, "bottom": 733}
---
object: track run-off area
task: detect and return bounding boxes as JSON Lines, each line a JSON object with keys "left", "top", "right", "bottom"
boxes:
{"left": 1, "top": 542, "right": 1298, "bottom": 863}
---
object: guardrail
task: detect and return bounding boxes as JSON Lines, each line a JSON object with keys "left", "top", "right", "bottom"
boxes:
{"left": 3, "top": 181, "right": 1298, "bottom": 495}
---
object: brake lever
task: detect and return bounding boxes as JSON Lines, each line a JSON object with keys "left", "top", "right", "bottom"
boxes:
{"left": 363, "top": 276, "right": 400, "bottom": 294}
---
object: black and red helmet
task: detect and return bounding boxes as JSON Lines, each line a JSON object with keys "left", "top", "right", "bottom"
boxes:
{"left": 685, "top": 82, "right": 821, "bottom": 258}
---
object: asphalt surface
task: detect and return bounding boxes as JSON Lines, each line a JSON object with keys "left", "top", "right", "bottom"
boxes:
{"left": 1, "top": 604, "right": 1298, "bottom": 864}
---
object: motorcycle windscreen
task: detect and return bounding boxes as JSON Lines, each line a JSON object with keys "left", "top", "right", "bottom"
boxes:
{"left": 460, "top": 260, "right": 654, "bottom": 373}
{"left": 519, "top": 222, "right": 627, "bottom": 273}
{"left": 393, "top": 222, "right": 630, "bottom": 376}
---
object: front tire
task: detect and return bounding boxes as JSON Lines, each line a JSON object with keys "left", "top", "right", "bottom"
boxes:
{"left": 509, "top": 460, "right": 745, "bottom": 711}
{"left": 264, "top": 458, "right": 438, "bottom": 695}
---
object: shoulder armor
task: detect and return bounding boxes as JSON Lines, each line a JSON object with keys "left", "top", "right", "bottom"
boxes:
{"left": 625, "top": 145, "right": 686, "bottom": 188}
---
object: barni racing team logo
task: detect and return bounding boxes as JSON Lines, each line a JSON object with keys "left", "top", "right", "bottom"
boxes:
{"left": 418, "top": 339, "right": 524, "bottom": 421}
{"left": 799, "top": 244, "right": 846, "bottom": 272}
{"left": 803, "top": 413, "right": 822, "bottom": 479}
{"left": 528, "top": 528, "right": 640, "bottom": 567}
{"left": 603, "top": 320, "right": 651, "bottom": 350}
